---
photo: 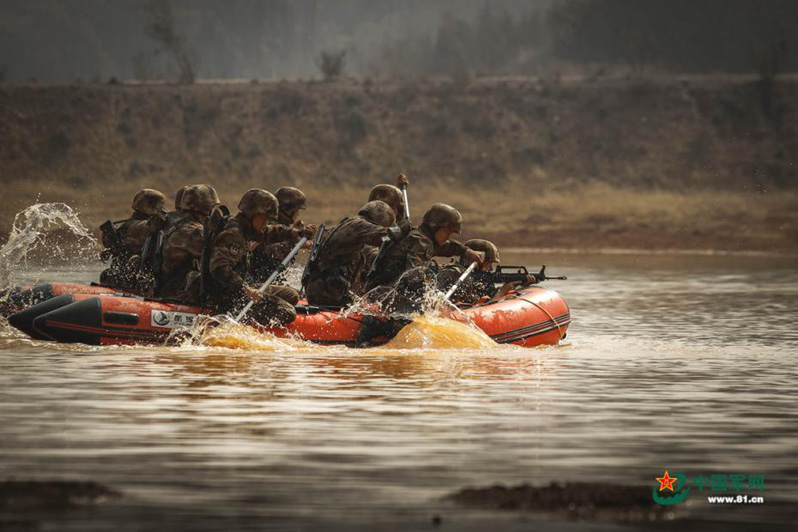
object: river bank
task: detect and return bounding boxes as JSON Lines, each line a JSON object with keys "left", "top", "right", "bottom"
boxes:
{"left": 1, "top": 77, "right": 796, "bottom": 252}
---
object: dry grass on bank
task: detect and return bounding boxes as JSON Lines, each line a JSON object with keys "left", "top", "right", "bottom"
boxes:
{"left": 4, "top": 178, "right": 796, "bottom": 253}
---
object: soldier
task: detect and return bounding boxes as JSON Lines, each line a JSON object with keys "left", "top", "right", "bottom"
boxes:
{"left": 206, "top": 189, "right": 310, "bottom": 326}
{"left": 304, "top": 201, "right": 411, "bottom": 307}
{"left": 158, "top": 184, "right": 220, "bottom": 299}
{"left": 367, "top": 173, "right": 409, "bottom": 222}
{"left": 99, "top": 188, "right": 167, "bottom": 288}
{"left": 363, "top": 203, "right": 483, "bottom": 293}
{"left": 437, "top": 239, "right": 539, "bottom": 304}
{"left": 250, "top": 186, "right": 315, "bottom": 284}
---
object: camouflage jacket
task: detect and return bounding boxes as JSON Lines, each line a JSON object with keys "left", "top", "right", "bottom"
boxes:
{"left": 309, "top": 215, "right": 392, "bottom": 285}
{"left": 208, "top": 213, "right": 296, "bottom": 300}
{"left": 159, "top": 212, "right": 203, "bottom": 298}
{"left": 101, "top": 213, "right": 150, "bottom": 258}
{"left": 365, "top": 223, "right": 467, "bottom": 289}
{"left": 250, "top": 209, "right": 295, "bottom": 283}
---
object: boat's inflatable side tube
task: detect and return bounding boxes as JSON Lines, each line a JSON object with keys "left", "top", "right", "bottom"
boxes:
{"left": 1, "top": 283, "right": 118, "bottom": 317}
{"left": 34, "top": 298, "right": 106, "bottom": 345}
{"left": 33, "top": 295, "right": 205, "bottom": 346}
{"left": 8, "top": 294, "right": 76, "bottom": 340}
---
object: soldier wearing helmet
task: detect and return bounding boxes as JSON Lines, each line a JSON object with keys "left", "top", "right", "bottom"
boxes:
{"left": 204, "top": 189, "right": 310, "bottom": 325}
{"left": 250, "top": 186, "right": 317, "bottom": 284}
{"left": 274, "top": 187, "right": 307, "bottom": 223}
{"left": 157, "top": 185, "right": 191, "bottom": 229}
{"left": 158, "top": 184, "right": 221, "bottom": 299}
{"left": 99, "top": 188, "right": 167, "bottom": 288}
{"left": 367, "top": 173, "right": 409, "bottom": 221}
{"left": 304, "top": 201, "right": 411, "bottom": 307}
{"left": 363, "top": 203, "right": 483, "bottom": 292}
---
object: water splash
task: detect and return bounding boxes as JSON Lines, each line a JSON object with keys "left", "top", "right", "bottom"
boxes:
{"left": 201, "top": 321, "right": 307, "bottom": 351}
{"left": 384, "top": 315, "right": 497, "bottom": 349}
{"left": 0, "top": 203, "right": 98, "bottom": 288}
{"left": 171, "top": 314, "right": 306, "bottom": 352}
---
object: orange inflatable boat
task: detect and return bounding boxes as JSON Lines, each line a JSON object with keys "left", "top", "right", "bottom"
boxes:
{"left": 9, "top": 286, "right": 570, "bottom": 348}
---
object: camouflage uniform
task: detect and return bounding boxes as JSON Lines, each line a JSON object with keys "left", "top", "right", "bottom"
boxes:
{"left": 99, "top": 213, "right": 152, "bottom": 288}
{"left": 100, "top": 189, "right": 167, "bottom": 289}
{"left": 207, "top": 212, "right": 299, "bottom": 325}
{"left": 306, "top": 218, "right": 394, "bottom": 306}
{"left": 304, "top": 201, "right": 406, "bottom": 307}
{"left": 250, "top": 209, "right": 294, "bottom": 284}
{"left": 158, "top": 212, "right": 203, "bottom": 299}
{"left": 364, "top": 224, "right": 467, "bottom": 291}
{"left": 157, "top": 185, "right": 220, "bottom": 300}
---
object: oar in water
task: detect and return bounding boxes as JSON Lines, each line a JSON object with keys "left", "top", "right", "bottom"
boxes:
{"left": 234, "top": 236, "right": 308, "bottom": 322}
{"left": 443, "top": 261, "right": 477, "bottom": 302}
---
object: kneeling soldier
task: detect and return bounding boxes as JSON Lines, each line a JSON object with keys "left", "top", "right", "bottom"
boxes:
{"left": 159, "top": 184, "right": 220, "bottom": 299}
{"left": 207, "top": 189, "right": 309, "bottom": 326}
{"left": 364, "top": 203, "right": 483, "bottom": 292}
{"left": 305, "top": 200, "right": 410, "bottom": 307}
{"left": 250, "top": 186, "right": 315, "bottom": 284}
{"left": 100, "top": 188, "right": 167, "bottom": 288}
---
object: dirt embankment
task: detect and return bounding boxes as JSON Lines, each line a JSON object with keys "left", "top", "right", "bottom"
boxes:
{"left": 0, "top": 77, "right": 796, "bottom": 252}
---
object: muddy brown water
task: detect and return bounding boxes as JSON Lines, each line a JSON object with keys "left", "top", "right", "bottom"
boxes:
{"left": 1, "top": 252, "right": 796, "bottom": 530}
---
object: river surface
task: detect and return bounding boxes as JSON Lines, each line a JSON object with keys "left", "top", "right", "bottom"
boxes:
{"left": 1, "top": 252, "right": 796, "bottom": 531}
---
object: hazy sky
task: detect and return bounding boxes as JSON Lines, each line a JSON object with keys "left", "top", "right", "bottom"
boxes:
{"left": 0, "top": 0, "right": 547, "bottom": 82}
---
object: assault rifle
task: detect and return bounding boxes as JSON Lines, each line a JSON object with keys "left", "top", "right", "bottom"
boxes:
{"left": 99, "top": 220, "right": 127, "bottom": 262}
{"left": 299, "top": 222, "right": 326, "bottom": 296}
{"left": 366, "top": 236, "right": 391, "bottom": 281}
{"left": 199, "top": 205, "right": 230, "bottom": 306}
{"left": 472, "top": 264, "right": 568, "bottom": 285}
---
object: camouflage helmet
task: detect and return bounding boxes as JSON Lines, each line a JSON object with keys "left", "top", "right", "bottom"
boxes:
{"left": 131, "top": 188, "right": 167, "bottom": 216}
{"left": 275, "top": 187, "right": 307, "bottom": 215}
{"left": 238, "top": 188, "right": 279, "bottom": 220}
{"left": 422, "top": 203, "right": 462, "bottom": 234}
{"left": 174, "top": 185, "right": 189, "bottom": 210}
{"left": 368, "top": 184, "right": 403, "bottom": 215}
{"left": 181, "top": 184, "right": 221, "bottom": 217}
{"left": 358, "top": 200, "right": 396, "bottom": 228}
{"left": 465, "top": 239, "right": 500, "bottom": 263}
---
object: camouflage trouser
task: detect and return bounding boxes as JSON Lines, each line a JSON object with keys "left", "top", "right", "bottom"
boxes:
{"left": 216, "top": 285, "right": 299, "bottom": 326}
{"left": 305, "top": 275, "right": 354, "bottom": 307}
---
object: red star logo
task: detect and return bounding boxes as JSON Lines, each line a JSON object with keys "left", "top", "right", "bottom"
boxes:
{"left": 656, "top": 471, "right": 678, "bottom": 492}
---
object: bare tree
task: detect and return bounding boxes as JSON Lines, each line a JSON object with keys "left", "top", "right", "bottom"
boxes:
{"left": 145, "top": 0, "right": 195, "bottom": 84}
{"left": 751, "top": 37, "right": 787, "bottom": 83}
{"left": 317, "top": 50, "right": 346, "bottom": 81}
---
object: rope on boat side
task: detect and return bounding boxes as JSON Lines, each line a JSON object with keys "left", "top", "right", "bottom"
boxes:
{"left": 516, "top": 295, "right": 564, "bottom": 341}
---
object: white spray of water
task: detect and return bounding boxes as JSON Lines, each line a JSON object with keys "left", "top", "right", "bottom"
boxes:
{"left": 0, "top": 203, "right": 98, "bottom": 288}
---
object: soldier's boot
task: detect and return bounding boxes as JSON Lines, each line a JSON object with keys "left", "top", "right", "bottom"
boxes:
{"left": 266, "top": 285, "right": 299, "bottom": 306}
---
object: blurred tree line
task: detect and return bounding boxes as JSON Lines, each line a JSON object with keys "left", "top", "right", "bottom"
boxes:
{"left": 371, "top": 0, "right": 798, "bottom": 80}
{"left": 0, "top": 0, "right": 535, "bottom": 83}
{"left": 1, "top": 0, "right": 796, "bottom": 83}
